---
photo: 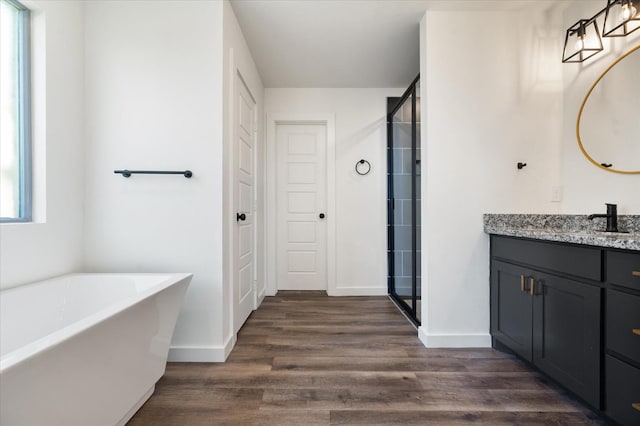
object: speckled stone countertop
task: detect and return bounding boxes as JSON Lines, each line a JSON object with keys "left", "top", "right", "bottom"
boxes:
{"left": 483, "top": 214, "right": 640, "bottom": 251}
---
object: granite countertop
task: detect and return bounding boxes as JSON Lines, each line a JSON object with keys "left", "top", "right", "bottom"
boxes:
{"left": 483, "top": 214, "right": 640, "bottom": 251}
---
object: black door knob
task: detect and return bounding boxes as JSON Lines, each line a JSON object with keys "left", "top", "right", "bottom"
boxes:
{"left": 319, "top": 213, "right": 325, "bottom": 219}
{"left": 237, "top": 213, "right": 246, "bottom": 221}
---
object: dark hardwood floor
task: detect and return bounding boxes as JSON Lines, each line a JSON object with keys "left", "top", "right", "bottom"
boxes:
{"left": 129, "top": 291, "right": 605, "bottom": 425}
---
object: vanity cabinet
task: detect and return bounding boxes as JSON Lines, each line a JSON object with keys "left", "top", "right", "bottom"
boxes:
{"left": 604, "top": 250, "right": 640, "bottom": 425}
{"left": 490, "top": 240, "right": 601, "bottom": 408}
{"left": 491, "top": 235, "right": 640, "bottom": 424}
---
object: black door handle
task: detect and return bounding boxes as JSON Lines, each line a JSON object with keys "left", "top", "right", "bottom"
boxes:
{"left": 237, "top": 213, "right": 246, "bottom": 221}
{"left": 319, "top": 213, "right": 325, "bottom": 219}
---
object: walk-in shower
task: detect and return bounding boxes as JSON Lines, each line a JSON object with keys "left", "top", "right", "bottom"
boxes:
{"left": 387, "top": 75, "right": 421, "bottom": 326}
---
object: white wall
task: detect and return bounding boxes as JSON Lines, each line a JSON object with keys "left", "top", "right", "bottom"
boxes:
{"left": 222, "top": 0, "right": 265, "bottom": 345}
{"left": 265, "top": 88, "right": 403, "bottom": 296}
{"left": 419, "top": 8, "right": 564, "bottom": 347}
{"left": 82, "top": 1, "right": 228, "bottom": 360}
{"left": 561, "top": 0, "right": 640, "bottom": 214}
{"left": 0, "top": 1, "right": 85, "bottom": 290}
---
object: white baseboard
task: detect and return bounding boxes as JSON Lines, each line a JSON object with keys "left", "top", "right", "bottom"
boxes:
{"left": 257, "top": 288, "right": 266, "bottom": 300}
{"left": 327, "top": 287, "right": 388, "bottom": 296}
{"left": 418, "top": 326, "right": 491, "bottom": 348}
{"left": 168, "top": 334, "right": 237, "bottom": 362}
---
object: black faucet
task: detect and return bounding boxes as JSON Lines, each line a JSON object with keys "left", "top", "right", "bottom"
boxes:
{"left": 588, "top": 203, "right": 618, "bottom": 232}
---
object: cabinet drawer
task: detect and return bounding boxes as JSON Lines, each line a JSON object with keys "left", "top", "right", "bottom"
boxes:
{"left": 491, "top": 236, "right": 602, "bottom": 281}
{"left": 607, "top": 251, "right": 640, "bottom": 291}
{"left": 607, "top": 290, "right": 640, "bottom": 365}
{"left": 605, "top": 355, "right": 640, "bottom": 425}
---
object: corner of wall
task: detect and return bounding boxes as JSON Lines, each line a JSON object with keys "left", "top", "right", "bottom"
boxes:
{"left": 419, "top": 326, "right": 492, "bottom": 348}
{"left": 168, "top": 333, "right": 237, "bottom": 363}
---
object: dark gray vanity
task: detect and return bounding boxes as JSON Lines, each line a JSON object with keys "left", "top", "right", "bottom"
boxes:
{"left": 485, "top": 214, "right": 640, "bottom": 425}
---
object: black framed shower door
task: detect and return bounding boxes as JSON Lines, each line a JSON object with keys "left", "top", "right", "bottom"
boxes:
{"left": 387, "top": 74, "right": 421, "bottom": 326}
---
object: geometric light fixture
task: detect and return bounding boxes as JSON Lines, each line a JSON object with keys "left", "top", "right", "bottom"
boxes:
{"left": 603, "top": 0, "right": 640, "bottom": 37}
{"left": 563, "top": 0, "right": 640, "bottom": 63}
{"left": 562, "top": 19, "right": 604, "bottom": 63}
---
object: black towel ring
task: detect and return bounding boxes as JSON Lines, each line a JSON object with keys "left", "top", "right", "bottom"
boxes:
{"left": 355, "top": 159, "right": 371, "bottom": 175}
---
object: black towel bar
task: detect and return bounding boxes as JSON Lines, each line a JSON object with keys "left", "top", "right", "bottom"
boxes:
{"left": 114, "top": 170, "right": 193, "bottom": 178}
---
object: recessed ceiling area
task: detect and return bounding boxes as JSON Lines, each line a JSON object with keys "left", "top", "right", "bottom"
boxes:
{"left": 230, "top": 0, "right": 560, "bottom": 88}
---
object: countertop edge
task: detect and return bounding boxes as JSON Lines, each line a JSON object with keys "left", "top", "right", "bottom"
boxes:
{"left": 484, "top": 227, "right": 640, "bottom": 252}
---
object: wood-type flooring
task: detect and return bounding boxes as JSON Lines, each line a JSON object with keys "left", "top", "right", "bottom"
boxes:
{"left": 129, "top": 291, "right": 605, "bottom": 425}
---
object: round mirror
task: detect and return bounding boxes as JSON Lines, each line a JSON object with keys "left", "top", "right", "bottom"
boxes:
{"left": 577, "top": 44, "right": 640, "bottom": 174}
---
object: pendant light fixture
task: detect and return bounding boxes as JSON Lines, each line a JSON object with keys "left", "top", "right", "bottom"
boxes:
{"left": 603, "top": 0, "right": 640, "bottom": 37}
{"left": 562, "top": 19, "right": 604, "bottom": 63}
{"left": 563, "top": 0, "right": 640, "bottom": 63}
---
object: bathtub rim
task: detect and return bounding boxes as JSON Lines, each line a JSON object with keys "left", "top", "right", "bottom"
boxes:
{"left": 0, "top": 272, "right": 192, "bottom": 373}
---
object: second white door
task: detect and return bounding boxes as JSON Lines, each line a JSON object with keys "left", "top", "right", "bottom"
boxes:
{"left": 234, "top": 74, "right": 256, "bottom": 333}
{"left": 276, "top": 123, "right": 327, "bottom": 291}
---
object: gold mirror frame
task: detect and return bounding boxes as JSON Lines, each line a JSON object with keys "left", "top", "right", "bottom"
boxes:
{"left": 576, "top": 44, "right": 640, "bottom": 175}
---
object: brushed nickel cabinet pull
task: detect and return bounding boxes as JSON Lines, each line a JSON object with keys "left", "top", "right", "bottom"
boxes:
{"left": 632, "top": 402, "right": 640, "bottom": 412}
{"left": 633, "top": 329, "right": 640, "bottom": 336}
{"left": 530, "top": 277, "right": 536, "bottom": 296}
{"left": 633, "top": 271, "right": 640, "bottom": 277}
{"left": 520, "top": 275, "right": 526, "bottom": 292}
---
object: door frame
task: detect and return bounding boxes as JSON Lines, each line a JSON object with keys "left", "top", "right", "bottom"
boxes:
{"left": 266, "top": 113, "right": 336, "bottom": 296}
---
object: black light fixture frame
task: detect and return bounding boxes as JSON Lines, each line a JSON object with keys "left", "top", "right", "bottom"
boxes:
{"left": 563, "top": 0, "right": 640, "bottom": 63}
{"left": 562, "top": 19, "right": 604, "bottom": 63}
{"left": 603, "top": 0, "right": 640, "bottom": 37}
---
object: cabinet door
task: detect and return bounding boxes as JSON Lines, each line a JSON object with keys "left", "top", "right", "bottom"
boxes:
{"left": 532, "top": 272, "right": 601, "bottom": 408}
{"left": 491, "top": 261, "right": 533, "bottom": 362}
{"left": 605, "top": 355, "right": 640, "bottom": 426}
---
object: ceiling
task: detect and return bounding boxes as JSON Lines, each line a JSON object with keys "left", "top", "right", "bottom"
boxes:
{"left": 230, "top": 0, "right": 560, "bottom": 89}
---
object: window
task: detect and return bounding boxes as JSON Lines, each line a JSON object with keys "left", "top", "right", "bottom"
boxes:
{"left": 1, "top": 0, "right": 31, "bottom": 222}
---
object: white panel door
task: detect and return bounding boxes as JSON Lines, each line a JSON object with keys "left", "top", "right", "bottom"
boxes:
{"left": 276, "top": 124, "right": 327, "bottom": 290}
{"left": 234, "top": 74, "right": 256, "bottom": 333}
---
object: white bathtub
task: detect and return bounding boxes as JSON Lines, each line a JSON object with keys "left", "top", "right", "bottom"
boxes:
{"left": 0, "top": 273, "right": 191, "bottom": 426}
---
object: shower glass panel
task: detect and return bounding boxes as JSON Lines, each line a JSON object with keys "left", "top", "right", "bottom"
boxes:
{"left": 387, "top": 75, "right": 421, "bottom": 326}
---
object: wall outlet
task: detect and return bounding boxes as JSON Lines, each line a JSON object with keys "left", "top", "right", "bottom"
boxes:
{"left": 551, "top": 186, "right": 562, "bottom": 202}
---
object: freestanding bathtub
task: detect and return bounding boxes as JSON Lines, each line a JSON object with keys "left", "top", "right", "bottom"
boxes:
{"left": 0, "top": 273, "right": 192, "bottom": 426}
